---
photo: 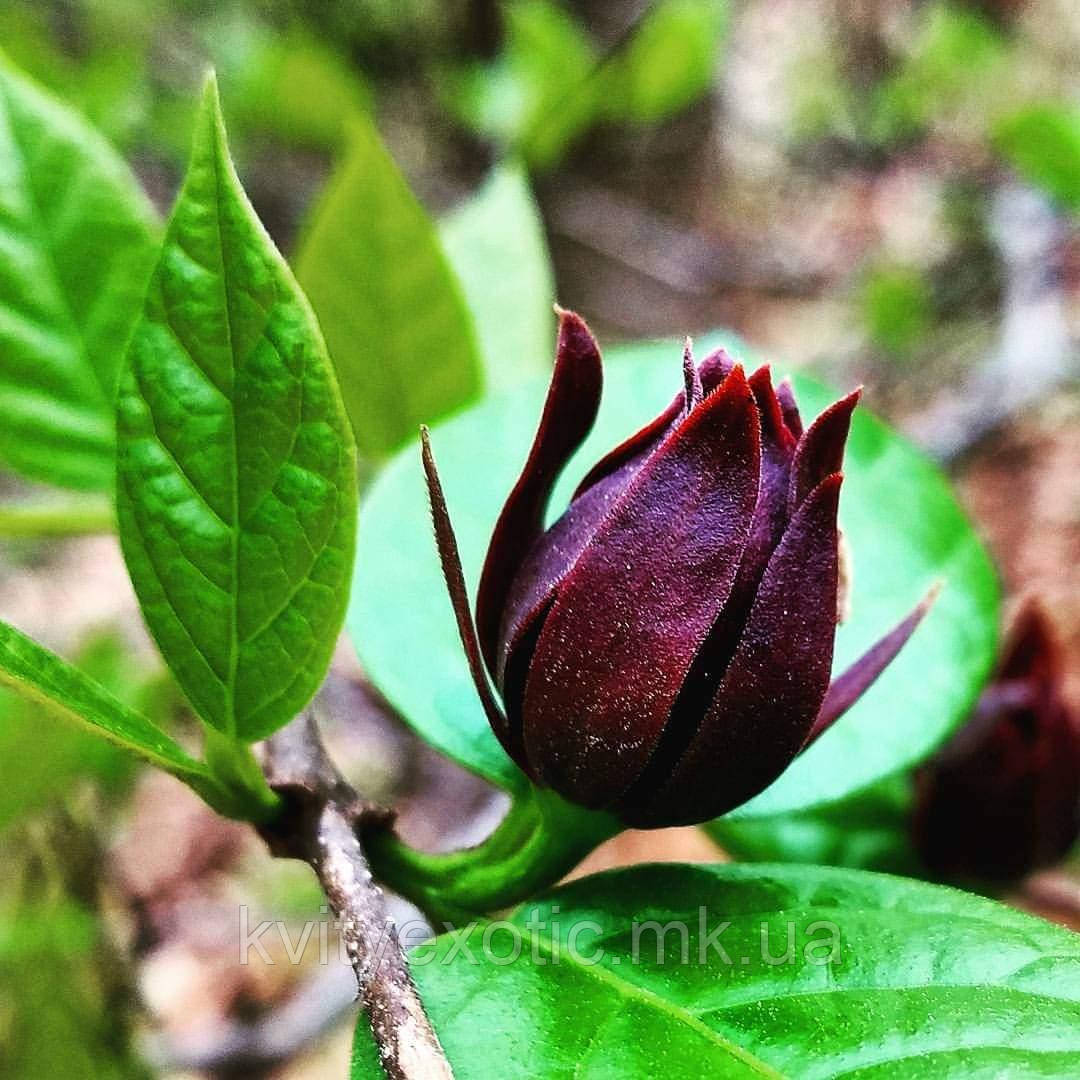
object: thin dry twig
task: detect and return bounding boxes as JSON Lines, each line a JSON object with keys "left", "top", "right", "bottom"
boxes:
{"left": 259, "top": 714, "right": 453, "bottom": 1080}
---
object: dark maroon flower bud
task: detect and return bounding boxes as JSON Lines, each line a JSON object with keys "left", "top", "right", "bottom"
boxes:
{"left": 423, "top": 310, "right": 932, "bottom": 827}
{"left": 913, "top": 601, "right": 1080, "bottom": 881}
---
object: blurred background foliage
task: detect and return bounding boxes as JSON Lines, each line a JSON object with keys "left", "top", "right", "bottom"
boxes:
{"left": 0, "top": 0, "right": 1078, "bottom": 1077}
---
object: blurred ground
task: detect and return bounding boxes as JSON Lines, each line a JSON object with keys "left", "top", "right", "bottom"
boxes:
{"left": 2, "top": 0, "right": 1079, "bottom": 1077}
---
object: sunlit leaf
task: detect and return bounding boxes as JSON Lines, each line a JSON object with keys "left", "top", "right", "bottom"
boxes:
{"left": 0, "top": 628, "right": 150, "bottom": 831}
{"left": 116, "top": 76, "right": 357, "bottom": 743}
{"left": 0, "top": 617, "right": 253, "bottom": 817}
{"left": 295, "top": 112, "right": 481, "bottom": 458}
{"left": 0, "top": 54, "right": 159, "bottom": 489}
{"left": 439, "top": 161, "right": 554, "bottom": 390}
{"left": 353, "top": 863, "right": 1080, "bottom": 1078}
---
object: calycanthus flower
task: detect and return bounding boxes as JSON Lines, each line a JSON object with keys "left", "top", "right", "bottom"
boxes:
{"left": 423, "top": 309, "right": 933, "bottom": 827}
{"left": 913, "top": 601, "right": 1080, "bottom": 881}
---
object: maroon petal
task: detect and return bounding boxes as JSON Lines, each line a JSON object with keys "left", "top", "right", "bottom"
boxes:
{"left": 501, "top": 346, "right": 712, "bottom": 719}
{"left": 571, "top": 343, "right": 737, "bottom": 502}
{"left": 475, "top": 309, "right": 602, "bottom": 674}
{"left": 497, "top": 453, "right": 654, "bottom": 688}
{"left": 997, "top": 599, "right": 1064, "bottom": 685}
{"left": 775, "top": 376, "right": 804, "bottom": 438}
{"left": 788, "top": 389, "right": 860, "bottom": 515}
{"left": 698, "top": 346, "right": 736, "bottom": 391}
{"left": 420, "top": 429, "right": 520, "bottom": 766}
{"left": 719, "top": 367, "right": 796, "bottom": 620}
{"left": 655, "top": 366, "right": 797, "bottom": 734}
{"left": 622, "top": 473, "right": 842, "bottom": 827}
{"left": 521, "top": 368, "right": 761, "bottom": 808}
{"left": 802, "top": 583, "right": 940, "bottom": 749}
{"left": 572, "top": 394, "right": 683, "bottom": 500}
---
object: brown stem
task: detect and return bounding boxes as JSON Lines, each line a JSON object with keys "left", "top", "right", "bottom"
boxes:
{"left": 259, "top": 714, "right": 453, "bottom": 1080}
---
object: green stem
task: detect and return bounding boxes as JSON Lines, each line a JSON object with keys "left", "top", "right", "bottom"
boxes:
{"left": 0, "top": 496, "right": 114, "bottom": 537}
{"left": 366, "top": 785, "right": 620, "bottom": 925}
{"left": 202, "top": 725, "right": 281, "bottom": 823}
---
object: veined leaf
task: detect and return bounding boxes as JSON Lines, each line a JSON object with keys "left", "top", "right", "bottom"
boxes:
{"left": 0, "top": 617, "right": 260, "bottom": 818}
{"left": 439, "top": 161, "right": 554, "bottom": 390}
{"left": 0, "top": 54, "right": 159, "bottom": 490}
{"left": 295, "top": 112, "right": 481, "bottom": 459}
{"left": 116, "top": 76, "right": 357, "bottom": 742}
{"left": 353, "top": 863, "right": 1080, "bottom": 1078}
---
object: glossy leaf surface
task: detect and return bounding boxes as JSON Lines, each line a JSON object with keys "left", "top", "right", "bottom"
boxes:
{"left": 353, "top": 863, "right": 1080, "bottom": 1078}
{"left": 116, "top": 78, "right": 356, "bottom": 742}
{"left": 0, "top": 617, "right": 242, "bottom": 814}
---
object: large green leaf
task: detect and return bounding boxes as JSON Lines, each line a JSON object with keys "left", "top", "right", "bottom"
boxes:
{"left": 116, "top": 76, "right": 357, "bottom": 743}
{"left": 354, "top": 863, "right": 1080, "bottom": 1078}
{"left": 294, "top": 112, "right": 481, "bottom": 459}
{"left": 439, "top": 162, "right": 554, "bottom": 390}
{"left": 0, "top": 54, "right": 159, "bottom": 490}
{"left": 349, "top": 333, "right": 999, "bottom": 817}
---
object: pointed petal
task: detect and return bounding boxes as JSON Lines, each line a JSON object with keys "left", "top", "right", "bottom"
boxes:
{"left": 522, "top": 367, "right": 761, "bottom": 808}
{"left": 497, "top": 458, "right": 645, "bottom": 689}
{"left": 622, "top": 473, "right": 842, "bottom": 827}
{"left": 788, "top": 389, "right": 860, "bottom": 514}
{"left": 802, "top": 583, "right": 940, "bottom": 749}
{"left": 420, "top": 429, "right": 521, "bottom": 767}
{"left": 997, "top": 598, "right": 1064, "bottom": 685}
{"left": 698, "top": 347, "right": 736, "bottom": 391}
{"left": 475, "top": 310, "right": 602, "bottom": 674}
{"left": 658, "top": 366, "right": 798, "bottom": 711}
{"left": 501, "top": 345, "right": 701, "bottom": 704}
{"left": 775, "top": 377, "right": 804, "bottom": 438}
{"left": 572, "top": 342, "right": 738, "bottom": 501}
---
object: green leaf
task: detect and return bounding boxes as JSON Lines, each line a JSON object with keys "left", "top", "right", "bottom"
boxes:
{"left": 294, "top": 112, "right": 481, "bottom": 459}
{"left": 116, "top": 76, "right": 357, "bottom": 743}
{"left": 860, "top": 264, "right": 933, "bottom": 355}
{"left": 870, "top": 5, "right": 1006, "bottom": 145}
{"left": 439, "top": 162, "right": 555, "bottom": 390}
{"left": 445, "top": 1, "right": 600, "bottom": 170}
{"left": 605, "top": 0, "right": 728, "bottom": 124}
{"left": 995, "top": 104, "right": 1080, "bottom": 213}
{"left": 348, "top": 333, "right": 999, "bottom": 818}
{"left": 709, "top": 772, "right": 919, "bottom": 875}
{"left": 0, "top": 616, "right": 262, "bottom": 819}
{"left": 0, "top": 628, "right": 147, "bottom": 831}
{"left": 0, "top": 54, "right": 160, "bottom": 490}
{"left": 352, "top": 863, "right": 1080, "bottom": 1078}
{"left": 230, "top": 28, "right": 371, "bottom": 150}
